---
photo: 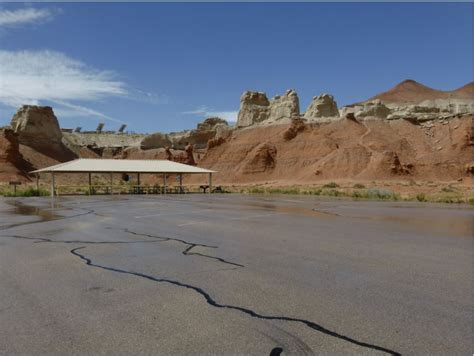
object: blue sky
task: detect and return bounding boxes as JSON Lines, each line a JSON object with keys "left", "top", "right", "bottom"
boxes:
{"left": 0, "top": 3, "right": 472, "bottom": 133}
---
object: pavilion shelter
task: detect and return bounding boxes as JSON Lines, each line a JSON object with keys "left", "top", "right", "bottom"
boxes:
{"left": 31, "top": 158, "right": 216, "bottom": 197}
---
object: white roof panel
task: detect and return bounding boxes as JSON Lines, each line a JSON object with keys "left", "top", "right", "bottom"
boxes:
{"left": 31, "top": 159, "right": 216, "bottom": 174}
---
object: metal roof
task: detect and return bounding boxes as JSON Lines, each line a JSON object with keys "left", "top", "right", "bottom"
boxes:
{"left": 31, "top": 159, "right": 216, "bottom": 174}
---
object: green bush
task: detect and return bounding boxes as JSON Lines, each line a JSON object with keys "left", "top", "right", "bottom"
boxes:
{"left": 353, "top": 183, "right": 366, "bottom": 189}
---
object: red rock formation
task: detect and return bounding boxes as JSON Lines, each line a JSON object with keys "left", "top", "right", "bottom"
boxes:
{"left": 0, "top": 129, "right": 31, "bottom": 182}
{"left": 283, "top": 118, "right": 306, "bottom": 141}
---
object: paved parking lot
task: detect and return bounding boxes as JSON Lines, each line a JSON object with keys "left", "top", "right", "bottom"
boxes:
{"left": 0, "top": 194, "right": 472, "bottom": 354}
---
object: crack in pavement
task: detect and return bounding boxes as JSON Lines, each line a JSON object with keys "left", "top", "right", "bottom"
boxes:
{"left": 124, "top": 229, "right": 244, "bottom": 268}
{"left": 71, "top": 246, "right": 401, "bottom": 356}
{"left": 1, "top": 230, "right": 243, "bottom": 269}
{"left": 1, "top": 200, "right": 399, "bottom": 354}
{"left": 1, "top": 234, "right": 160, "bottom": 245}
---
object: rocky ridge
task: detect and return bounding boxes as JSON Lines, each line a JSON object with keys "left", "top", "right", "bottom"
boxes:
{"left": 1, "top": 80, "right": 472, "bottom": 185}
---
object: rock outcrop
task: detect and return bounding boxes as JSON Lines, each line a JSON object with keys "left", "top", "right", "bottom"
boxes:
{"left": 197, "top": 117, "right": 228, "bottom": 131}
{"left": 0, "top": 130, "right": 21, "bottom": 164}
{"left": 267, "top": 90, "right": 300, "bottom": 123}
{"left": 170, "top": 117, "right": 229, "bottom": 149}
{"left": 11, "top": 106, "right": 62, "bottom": 147}
{"left": 236, "top": 89, "right": 300, "bottom": 127}
{"left": 207, "top": 136, "right": 226, "bottom": 149}
{"left": 0, "top": 129, "right": 31, "bottom": 181}
{"left": 141, "top": 117, "right": 230, "bottom": 150}
{"left": 140, "top": 132, "right": 172, "bottom": 150}
{"left": 304, "top": 94, "right": 339, "bottom": 120}
{"left": 199, "top": 115, "right": 474, "bottom": 183}
{"left": 242, "top": 143, "right": 277, "bottom": 173}
{"left": 237, "top": 91, "right": 270, "bottom": 127}
{"left": 354, "top": 100, "right": 391, "bottom": 119}
{"left": 283, "top": 118, "right": 306, "bottom": 140}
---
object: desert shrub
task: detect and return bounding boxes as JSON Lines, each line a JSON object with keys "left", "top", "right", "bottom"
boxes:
{"left": 441, "top": 186, "right": 457, "bottom": 193}
{"left": 468, "top": 198, "right": 474, "bottom": 205}
{"left": 267, "top": 187, "right": 300, "bottom": 195}
{"left": 3, "top": 187, "right": 49, "bottom": 197}
{"left": 303, "top": 188, "right": 322, "bottom": 195}
{"left": 321, "top": 189, "right": 343, "bottom": 197}
{"left": 416, "top": 193, "right": 427, "bottom": 202}
{"left": 323, "top": 182, "right": 339, "bottom": 189}
{"left": 365, "top": 188, "right": 400, "bottom": 201}
{"left": 353, "top": 183, "right": 366, "bottom": 189}
{"left": 437, "top": 197, "right": 463, "bottom": 204}
{"left": 351, "top": 190, "right": 366, "bottom": 199}
{"left": 248, "top": 187, "right": 265, "bottom": 194}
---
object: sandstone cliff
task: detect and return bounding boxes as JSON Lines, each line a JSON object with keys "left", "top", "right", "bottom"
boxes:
{"left": 0, "top": 129, "right": 32, "bottom": 182}
{"left": 199, "top": 115, "right": 474, "bottom": 184}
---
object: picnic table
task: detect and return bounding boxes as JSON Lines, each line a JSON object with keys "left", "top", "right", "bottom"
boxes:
{"left": 200, "top": 185, "right": 224, "bottom": 193}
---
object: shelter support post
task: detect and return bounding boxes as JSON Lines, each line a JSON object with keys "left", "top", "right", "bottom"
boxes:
{"left": 88, "top": 173, "right": 92, "bottom": 195}
{"left": 51, "top": 173, "right": 55, "bottom": 198}
{"left": 110, "top": 173, "right": 113, "bottom": 195}
{"left": 137, "top": 173, "right": 141, "bottom": 187}
{"left": 208, "top": 173, "right": 212, "bottom": 194}
{"left": 163, "top": 173, "right": 167, "bottom": 194}
{"left": 36, "top": 174, "right": 39, "bottom": 192}
{"left": 179, "top": 173, "right": 183, "bottom": 192}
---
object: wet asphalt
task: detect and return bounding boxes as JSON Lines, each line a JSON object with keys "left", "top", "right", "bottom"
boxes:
{"left": 0, "top": 194, "right": 472, "bottom": 355}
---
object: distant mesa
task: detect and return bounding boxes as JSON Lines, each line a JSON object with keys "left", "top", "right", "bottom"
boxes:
{"left": 364, "top": 79, "right": 474, "bottom": 104}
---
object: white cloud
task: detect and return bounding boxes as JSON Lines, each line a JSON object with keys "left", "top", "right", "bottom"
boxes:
{"left": 0, "top": 8, "right": 53, "bottom": 27}
{"left": 0, "top": 50, "right": 167, "bottom": 126}
{"left": 51, "top": 100, "right": 127, "bottom": 125}
{"left": 0, "top": 50, "right": 127, "bottom": 104}
{"left": 183, "top": 106, "right": 238, "bottom": 123}
{"left": 0, "top": 49, "right": 130, "bottom": 123}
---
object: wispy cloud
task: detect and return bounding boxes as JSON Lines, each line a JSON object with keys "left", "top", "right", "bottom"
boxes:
{"left": 0, "top": 8, "right": 54, "bottom": 27}
{"left": 0, "top": 49, "right": 166, "bottom": 125}
{"left": 0, "top": 50, "right": 133, "bottom": 123}
{"left": 51, "top": 100, "right": 127, "bottom": 125}
{"left": 183, "top": 106, "right": 238, "bottom": 123}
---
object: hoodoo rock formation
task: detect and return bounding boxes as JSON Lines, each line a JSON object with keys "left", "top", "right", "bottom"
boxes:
{"left": 237, "top": 91, "right": 271, "bottom": 127}
{"left": 304, "top": 94, "right": 339, "bottom": 120}
{"left": 237, "top": 89, "right": 300, "bottom": 127}
{"left": 11, "top": 106, "right": 62, "bottom": 147}
{"left": 267, "top": 89, "right": 300, "bottom": 123}
{"left": 9, "top": 105, "right": 77, "bottom": 167}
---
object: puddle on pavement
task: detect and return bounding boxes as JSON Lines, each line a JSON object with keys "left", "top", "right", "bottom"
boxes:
{"left": 0, "top": 201, "right": 62, "bottom": 230}
{"left": 212, "top": 197, "right": 473, "bottom": 237}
